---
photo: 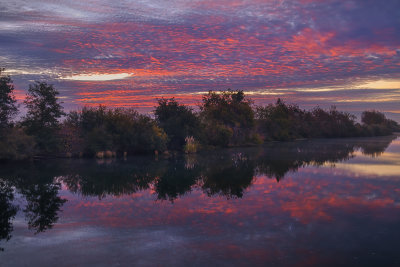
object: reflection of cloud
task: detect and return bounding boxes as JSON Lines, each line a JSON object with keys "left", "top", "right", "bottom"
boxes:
{"left": 328, "top": 149, "right": 400, "bottom": 177}
{"left": 333, "top": 163, "right": 400, "bottom": 177}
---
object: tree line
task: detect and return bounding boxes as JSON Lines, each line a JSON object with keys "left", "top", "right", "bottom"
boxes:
{"left": 1, "top": 68, "right": 399, "bottom": 160}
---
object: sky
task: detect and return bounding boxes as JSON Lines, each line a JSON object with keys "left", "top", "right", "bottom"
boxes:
{"left": 1, "top": 0, "right": 400, "bottom": 119}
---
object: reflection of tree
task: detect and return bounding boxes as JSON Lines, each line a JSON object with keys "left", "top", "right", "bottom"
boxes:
{"left": 154, "top": 158, "right": 201, "bottom": 202}
{"left": 256, "top": 141, "right": 356, "bottom": 181}
{"left": 59, "top": 158, "right": 164, "bottom": 199}
{"left": 0, "top": 181, "right": 18, "bottom": 251}
{"left": 356, "top": 135, "right": 396, "bottom": 157}
{"left": 0, "top": 161, "right": 67, "bottom": 234}
{"left": 200, "top": 154, "right": 255, "bottom": 198}
{"left": 22, "top": 182, "right": 66, "bottom": 233}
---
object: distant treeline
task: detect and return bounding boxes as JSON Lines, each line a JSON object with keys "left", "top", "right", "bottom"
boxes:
{"left": 1, "top": 69, "right": 399, "bottom": 160}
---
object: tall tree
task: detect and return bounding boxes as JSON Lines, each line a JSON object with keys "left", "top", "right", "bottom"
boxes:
{"left": 0, "top": 68, "right": 18, "bottom": 133}
{"left": 22, "top": 81, "right": 65, "bottom": 153}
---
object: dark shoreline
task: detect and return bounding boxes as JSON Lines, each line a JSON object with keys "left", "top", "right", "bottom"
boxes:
{"left": 2, "top": 133, "right": 397, "bottom": 163}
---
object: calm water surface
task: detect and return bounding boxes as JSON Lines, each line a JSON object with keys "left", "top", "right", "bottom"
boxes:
{"left": 1, "top": 136, "right": 400, "bottom": 266}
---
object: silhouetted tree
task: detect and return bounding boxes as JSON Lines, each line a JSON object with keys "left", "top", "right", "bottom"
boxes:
{"left": 0, "top": 70, "right": 36, "bottom": 161}
{"left": 66, "top": 106, "right": 167, "bottom": 155}
{"left": 155, "top": 98, "right": 203, "bottom": 150}
{"left": 257, "top": 100, "right": 360, "bottom": 140}
{"left": 22, "top": 82, "right": 65, "bottom": 153}
{"left": 256, "top": 99, "right": 308, "bottom": 141}
{"left": 362, "top": 110, "right": 386, "bottom": 125}
{"left": 361, "top": 110, "right": 399, "bottom": 136}
{"left": 0, "top": 68, "right": 18, "bottom": 133}
{"left": 200, "top": 90, "right": 255, "bottom": 146}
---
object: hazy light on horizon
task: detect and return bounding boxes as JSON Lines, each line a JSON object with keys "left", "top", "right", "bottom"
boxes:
{"left": 61, "top": 73, "right": 133, "bottom": 81}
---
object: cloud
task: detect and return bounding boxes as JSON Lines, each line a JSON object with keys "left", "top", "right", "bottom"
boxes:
{"left": 0, "top": 0, "right": 400, "bottom": 117}
{"left": 61, "top": 72, "right": 133, "bottom": 81}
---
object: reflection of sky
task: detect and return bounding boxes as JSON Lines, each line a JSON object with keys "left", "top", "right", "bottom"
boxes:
{"left": 3, "top": 138, "right": 400, "bottom": 266}
{"left": 1, "top": 0, "right": 400, "bottom": 119}
{"left": 332, "top": 139, "right": 400, "bottom": 177}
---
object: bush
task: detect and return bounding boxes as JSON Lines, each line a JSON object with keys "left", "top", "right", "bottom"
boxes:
{"left": 205, "top": 124, "right": 233, "bottom": 147}
{"left": 155, "top": 98, "right": 202, "bottom": 150}
{"left": 200, "top": 90, "right": 255, "bottom": 146}
{"left": 256, "top": 99, "right": 308, "bottom": 141}
{"left": 65, "top": 106, "right": 167, "bottom": 156}
{"left": 256, "top": 100, "right": 361, "bottom": 140}
{"left": 362, "top": 110, "right": 386, "bottom": 125}
{"left": 0, "top": 128, "right": 36, "bottom": 160}
{"left": 183, "top": 136, "right": 199, "bottom": 153}
{"left": 360, "top": 110, "right": 399, "bottom": 136}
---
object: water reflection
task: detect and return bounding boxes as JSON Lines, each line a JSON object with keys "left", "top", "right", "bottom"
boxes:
{"left": 0, "top": 135, "right": 397, "bottom": 251}
{"left": 0, "top": 181, "right": 18, "bottom": 251}
{"left": 22, "top": 183, "right": 66, "bottom": 233}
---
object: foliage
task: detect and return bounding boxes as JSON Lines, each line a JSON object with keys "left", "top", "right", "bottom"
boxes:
{"left": 183, "top": 136, "right": 199, "bottom": 153}
{"left": 200, "top": 90, "right": 255, "bottom": 146}
{"left": 256, "top": 99, "right": 308, "bottom": 141}
{"left": 0, "top": 128, "right": 36, "bottom": 161}
{"left": 0, "top": 72, "right": 398, "bottom": 161}
{"left": 22, "top": 82, "right": 65, "bottom": 153}
{"left": 309, "top": 106, "right": 358, "bottom": 138}
{"left": 0, "top": 68, "right": 18, "bottom": 134}
{"left": 361, "top": 110, "right": 386, "bottom": 125}
{"left": 65, "top": 106, "right": 168, "bottom": 155}
{"left": 361, "top": 110, "right": 400, "bottom": 136}
{"left": 205, "top": 124, "right": 233, "bottom": 147}
{"left": 257, "top": 99, "right": 360, "bottom": 140}
{"left": 155, "top": 98, "right": 203, "bottom": 150}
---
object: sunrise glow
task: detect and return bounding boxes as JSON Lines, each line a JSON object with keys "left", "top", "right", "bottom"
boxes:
{"left": 61, "top": 73, "right": 133, "bottom": 81}
{"left": 1, "top": 0, "right": 399, "bottom": 119}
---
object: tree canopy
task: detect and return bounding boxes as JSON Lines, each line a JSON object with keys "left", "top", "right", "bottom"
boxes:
{"left": 155, "top": 98, "right": 202, "bottom": 150}
{"left": 0, "top": 70, "right": 399, "bottom": 160}
{"left": 22, "top": 81, "right": 65, "bottom": 153}
{"left": 0, "top": 68, "right": 18, "bottom": 132}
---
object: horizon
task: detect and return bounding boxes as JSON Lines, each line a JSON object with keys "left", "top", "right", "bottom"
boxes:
{"left": 1, "top": 0, "right": 400, "bottom": 120}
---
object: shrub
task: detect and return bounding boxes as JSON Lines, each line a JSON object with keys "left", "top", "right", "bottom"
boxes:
{"left": 362, "top": 110, "right": 386, "bottom": 125}
{"left": 0, "top": 128, "right": 36, "bottom": 160}
{"left": 200, "top": 90, "right": 255, "bottom": 146}
{"left": 65, "top": 106, "right": 168, "bottom": 156}
{"left": 155, "top": 98, "right": 202, "bottom": 150}
{"left": 183, "top": 136, "right": 199, "bottom": 153}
